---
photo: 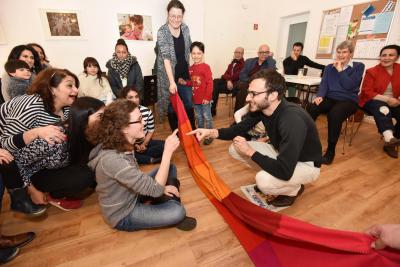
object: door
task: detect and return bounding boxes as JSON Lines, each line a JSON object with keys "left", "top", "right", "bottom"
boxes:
{"left": 285, "top": 22, "right": 307, "bottom": 57}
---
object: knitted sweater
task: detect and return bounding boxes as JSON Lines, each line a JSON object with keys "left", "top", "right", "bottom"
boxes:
{"left": 78, "top": 73, "right": 114, "bottom": 104}
{"left": 317, "top": 62, "right": 365, "bottom": 103}
{"left": 88, "top": 145, "right": 164, "bottom": 227}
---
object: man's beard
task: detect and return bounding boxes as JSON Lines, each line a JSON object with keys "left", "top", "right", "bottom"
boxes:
{"left": 248, "top": 98, "right": 270, "bottom": 112}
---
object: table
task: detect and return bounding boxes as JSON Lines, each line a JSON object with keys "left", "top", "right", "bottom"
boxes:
{"left": 284, "top": 75, "right": 321, "bottom": 106}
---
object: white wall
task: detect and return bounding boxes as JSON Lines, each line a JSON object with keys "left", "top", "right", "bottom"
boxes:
{"left": 0, "top": 0, "right": 204, "bottom": 76}
{"left": 204, "top": 0, "right": 400, "bottom": 77}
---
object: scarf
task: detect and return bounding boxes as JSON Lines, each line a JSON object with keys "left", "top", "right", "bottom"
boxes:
{"left": 110, "top": 52, "right": 133, "bottom": 79}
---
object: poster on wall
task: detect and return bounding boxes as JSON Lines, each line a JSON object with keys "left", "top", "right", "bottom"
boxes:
{"left": 40, "top": 9, "right": 84, "bottom": 39}
{"left": 117, "top": 14, "right": 153, "bottom": 41}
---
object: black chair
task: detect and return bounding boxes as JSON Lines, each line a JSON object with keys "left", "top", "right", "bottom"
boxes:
{"left": 143, "top": 75, "right": 157, "bottom": 107}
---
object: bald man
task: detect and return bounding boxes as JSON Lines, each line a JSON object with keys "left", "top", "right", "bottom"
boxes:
{"left": 211, "top": 47, "right": 245, "bottom": 116}
{"left": 234, "top": 44, "right": 276, "bottom": 111}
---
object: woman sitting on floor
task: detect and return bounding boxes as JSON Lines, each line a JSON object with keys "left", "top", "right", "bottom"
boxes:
{"left": 359, "top": 44, "right": 400, "bottom": 158}
{"left": 307, "top": 40, "right": 365, "bottom": 165}
{"left": 120, "top": 86, "right": 164, "bottom": 164}
{"left": 0, "top": 68, "right": 91, "bottom": 216}
{"left": 11, "top": 97, "right": 104, "bottom": 211}
{"left": 87, "top": 99, "right": 196, "bottom": 231}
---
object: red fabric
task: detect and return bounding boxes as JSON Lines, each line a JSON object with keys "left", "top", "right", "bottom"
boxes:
{"left": 222, "top": 58, "right": 245, "bottom": 82}
{"left": 359, "top": 63, "right": 400, "bottom": 107}
{"left": 170, "top": 94, "right": 400, "bottom": 266}
{"left": 186, "top": 63, "right": 213, "bottom": 104}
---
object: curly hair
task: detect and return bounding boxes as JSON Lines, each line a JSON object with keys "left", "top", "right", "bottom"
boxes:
{"left": 86, "top": 99, "right": 138, "bottom": 152}
{"left": 27, "top": 68, "right": 79, "bottom": 113}
{"left": 249, "top": 69, "right": 287, "bottom": 100}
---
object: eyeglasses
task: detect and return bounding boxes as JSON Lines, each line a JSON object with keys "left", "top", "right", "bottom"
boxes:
{"left": 169, "top": 15, "right": 183, "bottom": 20}
{"left": 258, "top": 51, "right": 270, "bottom": 55}
{"left": 129, "top": 115, "right": 142, "bottom": 124}
{"left": 247, "top": 90, "right": 268, "bottom": 98}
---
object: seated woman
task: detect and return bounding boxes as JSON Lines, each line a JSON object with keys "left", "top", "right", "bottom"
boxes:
{"left": 0, "top": 68, "right": 85, "bottom": 216}
{"left": 307, "top": 41, "right": 365, "bottom": 165}
{"left": 12, "top": 97, "right": 104, "bottom": 211}
{"left": 106, "top": 39, "right": 144, "bottom": 98}
{"left": 78, "top": 57, "right": 114, "bottom": 104}
{"left": 87, "top": 99, "right": 196, "bottom": 231}
{"left": 359, "top": 44, "right": 400, "bottom": 158}
{"left": 120, "top": 86, "right": 164, "bottom": 164}
{"left": 1, "top": 44, "right": 43, "bottom": 101}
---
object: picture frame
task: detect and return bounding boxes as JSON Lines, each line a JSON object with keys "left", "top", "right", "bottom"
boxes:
{"left": 117, "top": 13, "right": 153, "bottom": 41}
{"left": 40, "top": 9, "right": 85, "bottom": 40}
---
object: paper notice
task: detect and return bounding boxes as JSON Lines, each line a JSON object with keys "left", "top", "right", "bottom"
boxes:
{"left": 335, "top": 25, "right": 348, "bottom": 47}
{"left": 321, "top": 13, "right": 339, "bottom": 36}
{"left": 354, "top": 39, "right": 386, "bottom": 58}
{"left": 359, "top": 15, "right": 376, "bottom": 35}
{"left": 338, "top": 6, "right": 353, "bottom": 25}
{"left": 373, "top": 12, "right": 393, "bottom": 34}
{"left": 317, "top": 36, "right": 334, "bottom": 54}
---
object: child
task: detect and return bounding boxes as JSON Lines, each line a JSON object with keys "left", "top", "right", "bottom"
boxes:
{"left": 87, "top": 100, "right": 196, "bottom": 231}
{"left": 120, "top": 86, "right": 165, "bottom": 164}
{"left": 78, "top": 57, "right": 114, "bottom": 104}
{"left": 4, "top": 59, "right": 33, "bottom": 100}
{"left": 121, "top": 24, "right": 136, "bottom": 40}
{"left": 178, "top": 41, "right": 214, "bottom": 145}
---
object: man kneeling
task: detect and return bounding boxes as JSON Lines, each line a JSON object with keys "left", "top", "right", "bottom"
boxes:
{"left": 189, "top": 69, "right": 322, "bottom": 207}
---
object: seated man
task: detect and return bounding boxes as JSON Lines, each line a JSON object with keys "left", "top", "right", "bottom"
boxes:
{"left": 234, "top": 44, "right": 276, "bottom": 112}
{"left": 189, "top": 69, "right": 322, "bottom": 207}
{"left": 211, "top": 47, "right": 245, "bottom": 116}
{"left": 283, "top": 42, "right": 325, "bottom": 75}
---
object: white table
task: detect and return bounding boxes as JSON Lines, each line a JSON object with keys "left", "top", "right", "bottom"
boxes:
{"left": 284, "top": 75, "right": 321, "bottom": 106}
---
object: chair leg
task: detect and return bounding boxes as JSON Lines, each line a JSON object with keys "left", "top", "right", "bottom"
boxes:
{"left": 342, "top": 118, "right": 348, "bottom": 155}
{"left": 349, "top": 116, "right": 364, "bottom": 146}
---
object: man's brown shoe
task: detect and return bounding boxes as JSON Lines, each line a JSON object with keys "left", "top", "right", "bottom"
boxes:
{"left": 383, "top": 138, "right": 399, "bottom": 158}
{"left": 268, "top": 185, "right": 305, "bottom": 207}
{"left": 0, "top": 232, "right": 35, "bottom": 249}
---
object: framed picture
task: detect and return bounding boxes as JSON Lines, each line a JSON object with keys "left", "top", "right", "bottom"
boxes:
{"left": 0, "top": 24, "right": 7, "bottom": 44}
{"left": 117, "top": 13, "right": 153, "bottom": 41}
{"left": 40, "top": 9, "right": 84, "bottom": 40}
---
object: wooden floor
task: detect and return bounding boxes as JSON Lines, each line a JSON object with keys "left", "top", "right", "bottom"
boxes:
{"left": 1, "top": 98, "right": 400, "bottom": 267}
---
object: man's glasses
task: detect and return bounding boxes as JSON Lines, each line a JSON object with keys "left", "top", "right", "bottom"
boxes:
{"left": 258, "top": 51, "right": 270, "bottom": 55}
{"left": 247, "top": 90, "right": 268, "bottom": 98}
{"left": 129, "top": 115, "right": 142, "bottom": 124}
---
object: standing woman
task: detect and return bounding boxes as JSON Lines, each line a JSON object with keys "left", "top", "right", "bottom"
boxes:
{"left": 106, "top": 39, "right": 144, "bottom": 98}
{"left": 359, "top": 45, "right": 400, "bottom": 158}
{"left": 156, "top": 0, "right": 195, "bottom": 130}
{"left": 307, "top": 40, "right": 365, "bottom": 165}
{"left": 2, "top": 44, "right": 43, "bottom": 101}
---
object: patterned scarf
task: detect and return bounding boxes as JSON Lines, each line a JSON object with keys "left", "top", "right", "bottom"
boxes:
{"left": 110, "top": 52, "right": 133, "bottom": 79}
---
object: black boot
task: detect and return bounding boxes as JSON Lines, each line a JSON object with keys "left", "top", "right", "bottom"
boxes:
{"left": 321, "top": 150, "right": 335, "bottom": 165}
{"left": 8, "top": 188, "right": 47, "bottom": 217}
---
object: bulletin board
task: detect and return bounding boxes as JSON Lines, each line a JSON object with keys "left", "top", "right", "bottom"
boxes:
{"left": 315, "top": 0, "right": 398, "bottom": 59}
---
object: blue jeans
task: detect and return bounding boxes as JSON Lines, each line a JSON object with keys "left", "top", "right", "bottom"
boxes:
{"left": 135, "top": 139, "right": 165, "bottom": 164}
{"left": 168, "top": 84, "right": 193, "bottom": 112}
{"left": 364, "top": 99, "right": 400, "bottom": 137}
{"left": 115, "top": 164, "right": 185, "bottom": 231}
{"left": 194, "top": 103, "right": 213, "bottom": 129}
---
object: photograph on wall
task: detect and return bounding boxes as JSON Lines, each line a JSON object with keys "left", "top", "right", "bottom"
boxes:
{"left": 40, "top": 9, "right": 84, "bottom": 39}
{"left": 117, "top": 14, "right": 153, "bottom": 41}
